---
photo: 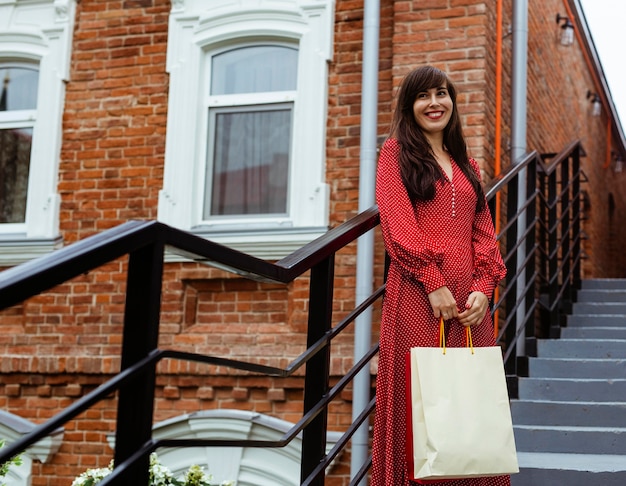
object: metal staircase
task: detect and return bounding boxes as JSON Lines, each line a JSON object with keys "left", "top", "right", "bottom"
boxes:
{"left": 511, "top": 278, "right": 626, "bottom": 485}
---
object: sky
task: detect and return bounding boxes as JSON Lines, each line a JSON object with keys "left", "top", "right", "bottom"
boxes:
{"left": 580, "top": 0, "right": 626, "bottom": 129}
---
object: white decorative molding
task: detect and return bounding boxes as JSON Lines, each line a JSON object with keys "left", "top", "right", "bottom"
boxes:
{"left": 0, "top": 235, "right": 63, "bottom": 266}
{"left": 0, "top": 410, "right": 64, "bottom": 486}
{"left": 107, "top": 409, "right": 342, "bottom": 486}
{"left": 164, "top": 226, "right": 327, "bottom": 262}
{"left": 0, "top": 0, "right": 75, "bottom": 248}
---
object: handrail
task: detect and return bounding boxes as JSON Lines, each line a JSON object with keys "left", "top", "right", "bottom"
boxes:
{"left": 0, "top": 140, "right": 586, "bottom": 484}
{"left": 0, "top": 203, "right": 383, "bottom": 485}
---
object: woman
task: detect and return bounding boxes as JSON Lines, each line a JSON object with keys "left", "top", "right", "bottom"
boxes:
{"left": 371, "top": 65, "right": 509, "bottom": 486}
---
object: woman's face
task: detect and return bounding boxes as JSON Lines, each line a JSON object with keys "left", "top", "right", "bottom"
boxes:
{"left": 412, "top": 84, "right": 453, "bottom": 136}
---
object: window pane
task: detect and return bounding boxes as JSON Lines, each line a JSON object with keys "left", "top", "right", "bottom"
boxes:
{"left": 0, "top": 67, "right": 39, "bottom": 111}
{"left": 206, "top": 108, "right": 291, "bottom": 217}
{"left": 0, "top": 128, "right": 32, "bottom": 223}
{"left": 211, "top": 46, "right": 297, "bottom": 95}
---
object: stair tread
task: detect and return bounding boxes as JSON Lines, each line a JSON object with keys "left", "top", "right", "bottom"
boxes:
{"left": 520, "top": 377, "right": 626, "bottom": 382}
{"left": 530, "top": 357, "right": 626, "bottom": 361}
{"left": 517, "top": 452, "right": 626, "bottom": 472}
{"left": 541, "top": 338, "right": 626, "bottom": 342}
{"left": 511, "top": 399, "right": 626, "bottom": 405}
{"left": 515, "top": 425, "right": 626, "bottom": 432}
{"left": 563, "top": 327, "right": 626, "bottom": 330}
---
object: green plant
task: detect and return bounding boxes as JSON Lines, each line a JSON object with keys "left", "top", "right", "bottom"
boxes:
{"left": 0, "top": 439, "right": 23, "bottom": 486}
{"left": 71, "top": 453, "right": 233, "bottom": 486}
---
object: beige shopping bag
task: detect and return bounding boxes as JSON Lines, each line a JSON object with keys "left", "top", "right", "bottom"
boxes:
{"left": 406, "top": 322, "right": 519, "bottom": 482}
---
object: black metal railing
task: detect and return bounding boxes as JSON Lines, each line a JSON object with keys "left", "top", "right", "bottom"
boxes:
{"left": 0, "top": 140, "right": 585, "bottom": 484}
{"left": 485, "top": 140, "right": 585, "bottom": 392}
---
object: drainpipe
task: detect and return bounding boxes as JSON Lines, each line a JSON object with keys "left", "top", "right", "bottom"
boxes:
{"left": 351, "top": 0, "right": 379, "bottom": 483}
{"left": 511, "top": 0, "right": 528, "bottom": 354}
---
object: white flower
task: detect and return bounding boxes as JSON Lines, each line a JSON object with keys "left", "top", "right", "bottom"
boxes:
{"left": 71, "top": 452, "right": 233, "bottom": 486}
{"left": 70, "top": 466, "right": 112, "bottom": 486}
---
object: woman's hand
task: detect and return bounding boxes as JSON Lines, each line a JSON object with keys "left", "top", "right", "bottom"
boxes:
{"left": 427, "top": 286, "right": 458, "bottom": 320}
{"left": 457, "top": 291, "right": 489, "bottom": 327}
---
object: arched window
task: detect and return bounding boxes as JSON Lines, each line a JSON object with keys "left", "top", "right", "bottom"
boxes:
{"left": 106, "top": 410, "right": 342, "bottom": 486}
{"left": 160, "top": 0, "right": 334, "bottom": 259}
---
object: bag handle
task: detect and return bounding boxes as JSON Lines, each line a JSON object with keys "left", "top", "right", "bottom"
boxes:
{"left": 438, "top": 317, "right": 474, "bottom": 355}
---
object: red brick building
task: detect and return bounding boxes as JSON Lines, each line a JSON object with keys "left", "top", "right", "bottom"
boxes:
{"left": 1, "top": 0, "right": 625, "bottom": 484}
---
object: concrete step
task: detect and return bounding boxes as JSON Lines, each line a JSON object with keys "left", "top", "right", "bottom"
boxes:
{"left": 577, "top": 289, "right": 626, "bottom": 303}
{"left": 567, "top": 314, "right": 626, "bottom": 327}
{"left": 514, "top": 425, "right": 626, "bottom": 454}
{"left": 518, "top": 378, "right": 626, "bottom": 402}
{"left": 511, "top": 279, "right": 626, "bottom": 484}
{"left": 537, "top": 339, "right": 626, "bottom": 359}
{"left": 582, "top": 279, "right": 626, "bottom": 290}
{"left": 511, "top": 400, "right": 626, "bottom": 427}
{"left": 560, "top": 326, "right": 626, "bottom": 339}
{"left": 573, "top": 302, "right": 626, "bottom": 314}
{"left": 512, "top": 453, "right": 626, "bottom": 486}
{"left": 528, "top": 357, "right": 626, "bottom": 378}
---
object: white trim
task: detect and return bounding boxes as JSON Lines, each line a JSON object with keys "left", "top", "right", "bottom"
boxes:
{"left": 106, "top": 409, "right": 342, "bottom": 486}
{"left": 159, "top": 0, "right": 333, "bottom": 259}
{"left": 0, "top": 235, "right": 63, "bottom": 266}
{"left": 165, "top": 226, "right": 327, "bottom": 262}
{"left": 0, "top": 410, "right": 64, "bottom": 486}
{"left": 0, "top": 0, "right": 75, "bottom": 250}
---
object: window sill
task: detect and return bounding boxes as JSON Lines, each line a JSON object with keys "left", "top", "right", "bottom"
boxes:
{"left": 165, "top": 226, "right": 329, "bottom": 262}
{"left": 0, "top": 235, "right": 63, "bottom": 267}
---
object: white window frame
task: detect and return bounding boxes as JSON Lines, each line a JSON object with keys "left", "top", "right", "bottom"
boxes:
{"left": 160, "top": 0, "right": 334, "bottom": 259}
{"left": 0, "top": 63, "right": 38, "bottom": 232}
{"left": 0, "top": 0, "right": 76, "bottom": 265}
{"left": 202, "top": 60, "right": 296, "bottom": 223}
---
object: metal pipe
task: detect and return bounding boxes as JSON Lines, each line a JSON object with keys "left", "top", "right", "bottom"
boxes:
{"left": 511, "top": 0, "right": 528, "bottom": 354}
{"left": 351, "top": 0, "right": 380, "bottom": 482}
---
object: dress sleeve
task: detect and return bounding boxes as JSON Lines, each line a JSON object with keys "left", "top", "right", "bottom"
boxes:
{"left": 469, "top": 158, "right": 507, "bottom": 299}
{"left": 375, "top": 138, "right": 446, "bottom": 294}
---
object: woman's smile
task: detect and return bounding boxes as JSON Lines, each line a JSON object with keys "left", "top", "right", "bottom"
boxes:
{"left": 426, "top": 111, "right": 445, "bottom": 119}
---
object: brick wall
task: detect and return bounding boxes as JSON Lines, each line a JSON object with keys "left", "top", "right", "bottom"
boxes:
{"left": 522, "top": 0, "right": 626, "bottom": 277}
{"left": 2, "top": 0, "right": 626, "bottom": 484}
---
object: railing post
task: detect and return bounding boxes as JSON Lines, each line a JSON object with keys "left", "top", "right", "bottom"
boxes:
{"left": 525, "top": 156, "right": 537, "bottom": 339}
{"left": 538, "top": 169, "right": 548, "bottom": 297}
{"left": 572, "top": 146, "right": 582, "bottom": 291}
{"left": 560, "top": 155, "right": 572, "bottom": 315}
{"left": 113, "top": 241, "right": 164, "bottom": 484}
{"left": 301, "top": 256, "right": 334, "bottom": 485}
{"left": 504, "top": 173, "right": 519, "bottom": 375}
{"left": 546, "top": 169, "right": 560, "bottom": 336}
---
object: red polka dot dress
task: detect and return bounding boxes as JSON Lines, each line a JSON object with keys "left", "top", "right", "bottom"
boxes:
{"left": 371, "top": 138, "right": 509, "bottom": 486}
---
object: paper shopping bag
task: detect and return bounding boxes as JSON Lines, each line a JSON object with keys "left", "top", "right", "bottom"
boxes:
{"left": 405, "top": 326, "right": 519, "bottom": 482}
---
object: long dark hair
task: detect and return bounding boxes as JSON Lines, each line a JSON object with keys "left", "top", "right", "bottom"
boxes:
{"left": 390, "top": 65, "right": 485, "bottom": 211}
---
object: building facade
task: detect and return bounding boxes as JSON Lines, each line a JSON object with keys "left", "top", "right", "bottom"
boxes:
{"left": 1, "top": 0, "right": 625, "bottom": 484}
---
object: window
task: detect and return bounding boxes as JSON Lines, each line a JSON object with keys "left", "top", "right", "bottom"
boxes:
{"left": 0, "top": 0, "right": 76, "bottom": 265}
{"left": 205, "top": 45, "right": 296, "bottom": 220}
{"left": 160, "top": 0, "right": 334, "bottom": 259}
{"left": 0, "top": 64, "right": 38, "bottom": 226}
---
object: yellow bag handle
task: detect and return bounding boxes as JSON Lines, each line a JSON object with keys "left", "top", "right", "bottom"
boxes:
{"left": 439, "top": 316, "right": 474, "bottom": 355}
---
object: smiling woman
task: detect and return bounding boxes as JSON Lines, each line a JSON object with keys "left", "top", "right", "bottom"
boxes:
{"left": 371, "top": 65, "right": 508, "bottom": 486}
